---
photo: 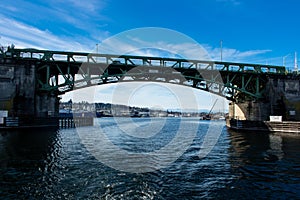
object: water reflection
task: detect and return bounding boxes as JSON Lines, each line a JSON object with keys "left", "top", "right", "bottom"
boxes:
{"left": 0, "top": 120, "right": 299, "bottom": 199}
{"left": 0, "top": 129, "right": 60, "bottom": 166}
{"left": 0, "top": 129, "right": 61, "bottom": 198}
{"left": 227, "top": 130, "right": 300, "bottom": 199}
{"left": 228, "top": 130, "right": 273, "bottom": 163}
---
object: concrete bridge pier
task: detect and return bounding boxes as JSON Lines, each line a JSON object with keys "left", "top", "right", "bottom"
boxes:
{"left": 35, "top": 93, "right": 60, "bottom": 118}
{"left": 228, "top": 77, "right": 300, "bottom": 132}
{"left": 0, "top": 60, "right": 60, "bottom": 128}
{"left": 229, "top": 101, "right": 271, "bottom": 121}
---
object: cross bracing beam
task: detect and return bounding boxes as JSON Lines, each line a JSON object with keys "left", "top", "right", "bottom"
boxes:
{"left": 3, "top": 48, "right": 288, "bottom": 101}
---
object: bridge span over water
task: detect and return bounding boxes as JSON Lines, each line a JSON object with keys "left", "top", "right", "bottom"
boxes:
{"left": 0, "top": 48, "right": 300, "bottom": 130}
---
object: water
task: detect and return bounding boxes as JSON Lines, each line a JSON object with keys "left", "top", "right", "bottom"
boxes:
{"left": 1, "top": 118, "right": 300, "bottom": 199}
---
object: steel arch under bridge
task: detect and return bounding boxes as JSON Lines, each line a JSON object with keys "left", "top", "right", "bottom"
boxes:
{"left": 4, "top": 48, "right": 287, "bottom": 101}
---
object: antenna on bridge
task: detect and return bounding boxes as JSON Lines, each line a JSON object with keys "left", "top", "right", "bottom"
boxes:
{"left": 294, "top": 51, "right": 298, "bottom": 72}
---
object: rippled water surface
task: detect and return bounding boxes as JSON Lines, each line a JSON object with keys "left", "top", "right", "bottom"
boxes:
{"left": 1, "top": 118, "right": 300, "bottom": 199}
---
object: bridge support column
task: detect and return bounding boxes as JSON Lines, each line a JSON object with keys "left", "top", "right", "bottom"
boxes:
{"left": 228, "top": 101, "right": 271, "bottom": 131}
{"left": 0, "top": 62, "right": 36, "bottom": 118}
{"left": 227, "top": 77, "right": 300, "bottom": 131}
{"left": 0, "top": 61, "right": 60, "bottom": 128}
{"left": 229, "top": 101, "right": 271, "bottom": 121}
{"left": 35, "top": 93, "right": 59, "bottom": 118}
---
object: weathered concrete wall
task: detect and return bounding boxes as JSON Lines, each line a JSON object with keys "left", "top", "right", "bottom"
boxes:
{"left": 0, "top": 62, "right": 35, "bottom": 117}
{"left": 229, "top": 101, "right": 270, "bottom": 121}
{"left": 229, "top": 77, "right": 300, "bottom": 121}
{"left": 228, "top": 102, "right": 246, "bottom": 120}
{"left": 283, "top": 80, "right": 300, "bottom": 120}
{"left": 0, "top": 61, "right": 59, "bottom": 118}
{"left": 267, "top": 77, "right": 300, "bottom": 121}
{"left": 35, "top": 94, "right": 59, "bottom": 117}
{"left": 13, "top": 62, "right": 36, "bottom": 117}
{"left": 0, "top": 65, "right": 15, "bottom": 113}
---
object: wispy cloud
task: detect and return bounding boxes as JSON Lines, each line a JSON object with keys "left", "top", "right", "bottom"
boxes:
{"left": 63, "top": 0, "right": 107, "bottom": 14}
{"left": 0, "top": 4, "right": 18, "bottom": 12}
{"left": 97, "top": 29, "right": 272, "bottom": 64}
{"left": 204, "top": 45, "right": 272, "bottom": 63}
{"left": 0, "top": 16, "right": 273, "bottom": 65}
{"left": 46, "top": 0, "right": 109, "bottom": 34}
{"left": 216, "top": 0, "right": 241, "bottom": 6}
{"left": 0, "top": 0, "right": 110, "bottom": 48}
{"left": 97, "top": 28, "right": 212, "bottom": 60}
{"left": 0, "top": 15, "right": 92, "bottom": 51}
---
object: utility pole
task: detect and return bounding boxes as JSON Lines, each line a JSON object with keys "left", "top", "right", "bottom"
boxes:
{"left": 220, "top": 40, "right": 223, "bottom": 62}
{"left": 294, "top": 51, "right": 298, "bottom": 72}
{"left": 283, "top": 54, "right": 290, "bottom": 67}
{"left": 96, "top": 43, "right": 99, "bottom": 62}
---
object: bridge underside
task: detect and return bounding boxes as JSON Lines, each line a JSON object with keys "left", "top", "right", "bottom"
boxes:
{"left": 8, "top": 48, "right": 286, "bottom": 100}
{"left": 2, "top": 48, "right": 299, "bottom": 123}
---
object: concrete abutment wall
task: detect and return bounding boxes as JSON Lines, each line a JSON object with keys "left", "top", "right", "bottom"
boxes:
{"left": 0, "top": 60, "right": 59, "bottom": 119}
{"left": 229, "top": 77, "right": 300, "bottom": 121}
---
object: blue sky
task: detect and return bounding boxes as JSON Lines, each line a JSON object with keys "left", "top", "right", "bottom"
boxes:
{"left": 0, "top": 0, "right": 299, "bottom": 111}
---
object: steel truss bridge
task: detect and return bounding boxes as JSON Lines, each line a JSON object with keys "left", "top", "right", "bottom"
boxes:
{"left": 2, "top": 48, "right": 287, "bottom": 101}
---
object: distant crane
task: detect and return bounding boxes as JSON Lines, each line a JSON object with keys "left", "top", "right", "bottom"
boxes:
{"left": 202, "top": 99, "right": 218, "bottom": 120}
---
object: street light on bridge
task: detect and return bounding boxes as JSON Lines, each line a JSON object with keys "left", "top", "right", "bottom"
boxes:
{"left": 283, "top": 53, "right": 290, "bottom": 69}
{"left": 96, "top": 43, "right": 99, "bottom": 62}
{"left": 220, "top": 40, "right": 223, "bottom": 62}
{"left": 294, "top": 51, "right": 298, "bottom": 72}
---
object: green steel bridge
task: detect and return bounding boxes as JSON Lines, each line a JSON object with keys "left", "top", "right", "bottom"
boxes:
{"left": 1, "top": 48, "right": 288, "bottom": 102}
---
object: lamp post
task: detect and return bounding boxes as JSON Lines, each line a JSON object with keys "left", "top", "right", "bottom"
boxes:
{"left": 294, "top": 51, "right": 298, "bottom": 72}
{"left": 96, "top": 43, "right": 99, "bottom": 62}
{"left": 283, "top": 54, "right": 290, "bottom": 67}
{"left": 220, "top": 40, "right": 223, "bottom": 62}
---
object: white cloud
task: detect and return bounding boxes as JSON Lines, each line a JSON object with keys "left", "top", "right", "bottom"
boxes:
{"left": 97, "top": 28, "right": 211, "bottom": 60}
{"left": 0, "top": 0, "right": 110, "bottom": 49}
{"left": 216, "top": 0, "right": 241, "bottom": 6}
{"left": 63, "top": 0, "right": 107, "bottom": 14}
{"left": 234, "top": 49, "right": 272, "bottom": 58}
{"left": 0, "top": 4, "right": 18, "bottom": 12}
{"left": 0, "top": 15, "right": 94, "bottom": 51}
{"left": 0, "top": 16, "right": 273, "bottom": 65}
{"left": 98, "top": 33, "right": 272, "bottom": 64}
{"left": 203, "top": 44, "right": 272, "bottom": 63}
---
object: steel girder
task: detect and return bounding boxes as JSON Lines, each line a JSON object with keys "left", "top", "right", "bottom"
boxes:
{"left": 5, "top": 48, "right": 287, "bottom": 101}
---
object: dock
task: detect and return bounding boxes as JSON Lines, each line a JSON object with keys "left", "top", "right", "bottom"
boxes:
{"left": 0, "top": 117, "right": 94, "bottom": 130}
{"left": 227, "top": 119, "right": 300, "bottom": 134}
